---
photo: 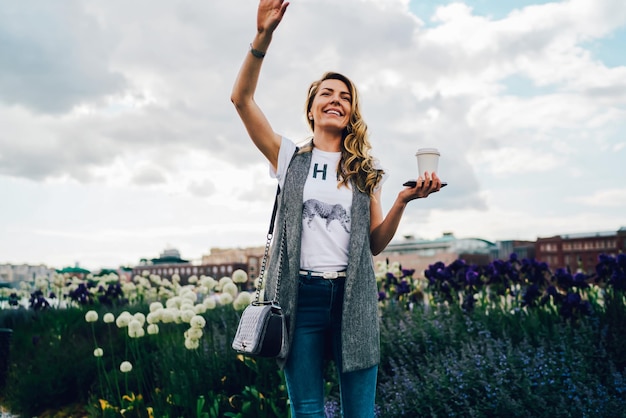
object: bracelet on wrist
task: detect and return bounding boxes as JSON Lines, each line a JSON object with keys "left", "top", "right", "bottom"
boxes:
{"left": 249, "top": 43, "right": 266, "bottom": 59}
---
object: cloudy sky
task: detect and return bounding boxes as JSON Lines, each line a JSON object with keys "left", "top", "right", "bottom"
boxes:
{"left": 1, "top": 0, "right": 625, "bottom": 270}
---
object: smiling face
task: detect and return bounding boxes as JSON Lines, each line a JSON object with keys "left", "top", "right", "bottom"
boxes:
{"left": 306, "top": 73, "right": 355, "bottom": 136}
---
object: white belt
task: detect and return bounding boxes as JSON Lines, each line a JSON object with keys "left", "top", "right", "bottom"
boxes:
{"left": 299, "top": 270, "right": 347, "bottom": 279}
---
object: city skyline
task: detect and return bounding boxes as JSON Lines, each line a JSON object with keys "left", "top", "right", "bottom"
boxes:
{"left": 1, "top": 0, "right": 625, "bottom": 270}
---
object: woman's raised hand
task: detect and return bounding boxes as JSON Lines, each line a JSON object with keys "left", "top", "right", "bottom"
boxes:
{"left": 257, "top": 0, "right": 289, "bottom": 35}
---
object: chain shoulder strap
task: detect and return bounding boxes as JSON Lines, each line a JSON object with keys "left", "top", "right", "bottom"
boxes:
{"left": 254, "top": 185, "right": 284, "bottom": 304}
{"left": 253, "top": 147, "right": 298, "bottom": 304}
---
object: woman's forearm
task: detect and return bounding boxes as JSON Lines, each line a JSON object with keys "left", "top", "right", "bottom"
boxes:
{"left": 231, "top": 32, "right": 272, "bottom": 108}
{"left": 370, "top": 197, "right": 407, "bottom": 256}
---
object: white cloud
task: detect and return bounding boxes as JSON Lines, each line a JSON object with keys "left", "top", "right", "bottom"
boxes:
{"left": 469, "top": 147, "right": 561, "bottom": 175}
{"left": 569, "top": 188, "right": 626, "bottom": 207}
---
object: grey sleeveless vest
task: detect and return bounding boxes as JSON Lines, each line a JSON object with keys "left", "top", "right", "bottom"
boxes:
{"left": 265, "top": 150, "right": 380, "bottom": 373}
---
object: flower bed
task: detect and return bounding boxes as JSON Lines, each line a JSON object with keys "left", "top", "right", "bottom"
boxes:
{"left": 1, "top": 255, "right": 625, "bottom": 417}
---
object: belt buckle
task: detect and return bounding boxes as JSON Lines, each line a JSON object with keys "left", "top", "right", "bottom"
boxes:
{"left": 322, "top": 271, "right": 338, "bottom": 279}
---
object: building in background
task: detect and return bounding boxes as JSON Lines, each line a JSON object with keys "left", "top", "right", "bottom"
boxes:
{"left": 375, "top": 232, "right": 497, "bottom": 277}
{"left": 201, "top": 246, "right": 265, "bottom": 281}
{"left": 535, "top": 227, "right": 626, "bottom": 273}
{"left": 0, "top": 264, "right": 56, "bottom": 287}
{"left": 496, "top": 240, "right": 536, "bottom": 261}
{"left": 132, "top": 247, "right": 259, "bottom": 284}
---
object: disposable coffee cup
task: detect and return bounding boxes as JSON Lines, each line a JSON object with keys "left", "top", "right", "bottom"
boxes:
{"left": 416, "top": 148, "right": 440, "bottom": 175}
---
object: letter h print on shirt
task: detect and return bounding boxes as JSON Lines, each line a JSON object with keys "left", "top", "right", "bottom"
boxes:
{"left": 312, "top": 163, "right": 327, "bottom": 180}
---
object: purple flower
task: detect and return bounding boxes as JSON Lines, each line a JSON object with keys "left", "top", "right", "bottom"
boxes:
{"left": 397, "top": 280, "right": 410, "bottom": 296}
{"left": 401, "top": 268, "right": 415, "bottom": 278}
{"left": 465, "top": 270, "right": 479, "bottom": 286}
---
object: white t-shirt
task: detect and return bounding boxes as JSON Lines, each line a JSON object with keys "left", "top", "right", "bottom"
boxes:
{"left": 271, "top": 137, "right": 352, "bottom": 271}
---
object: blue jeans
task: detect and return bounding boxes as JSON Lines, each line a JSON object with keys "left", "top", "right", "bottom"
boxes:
{"left": 284, "top": 274, "right": 378, "bottom": 417}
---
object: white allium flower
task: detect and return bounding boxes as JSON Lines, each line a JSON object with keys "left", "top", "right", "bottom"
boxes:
{"left": 203, "top": 297, "right": 217, "bottom": 310}
{"left": 217, "top": 277, "right": 233, "bottom": 291}
{"left": 188, "top": 275, "right": 198, "bottom": 284}
{"left": 142, "top": 270, "right": 150, "bottom": 277}
{"left": 218, "top": 292, "right": 233, "bottom": 305}
{"left": 223, "top": 282, "right": 239, "bottom": 298}
{"left": 160, "top": 308, "right": 175, "bottom": 324}
{"left": 184, "top": 338, "right": 200, "bottom": 350}
{"left": 180, "top": 302, "right": 194, "bottom": 313}
{"left": 181, "top": 309, "right": 196, "bottom": 323}
{"left": 232, "top": 269, "right": 248, "bottom": 284}
{"left": 128, "top": 319, "right": 143, "bottom": 332}
{"left": 166, "top": 296, "right": 182, "bottom": 309}
{"left": 194, "top": 304, "right": 207, "bottom": 314}
{"left": 146, "top": 288, "right": 159, "bottom": 300}
{"left": 120, "top": 361, "right": 133, "bottom": 373}
{"left": 159, "top": 288, "right": 174, "bottom": 299}
{"left": 150, "top": 274, "right": 162, "bottom": 284}
{"left": 233, "top": 292, "right": 253, "bottom": 311}
{"left": 103, "top": 313, "right": 115, "bottom": 324}
{"left": 52, "top": 274, "right": 65, "bottom": 288}
{"left": 35, "top": 277, "right": 49, "bottom": 290}
{"left": 185, "top": 328, "right": 203, "bottom": 340}
{"left": 171, "top": 274, "right": 180, "bottom": 283}
{"left": 146, "top": 311, "right": 160, "bottom": 324}
{"left": 200, "top": 276, "right": 217, "bottom": 290}
{"left": 147, "top": 323, "right": 159, "bottom": 335}
{"left": 116, "top": 311, "right": 133, "bottom": 328}
{"left": 85, "top": 310, "right": 98, "bottom": 323}
{"left": 182, "top": 291, "right": 198, "bottom": 303}
{"left": 133, "top": 312, "right": 146, "bottom": 326}
{"left": 189, "top": 315, "right": 206, "bottom": 329}
{"left": 122, "top": 282, "right": 137, "bottom": 294}
{"left": 150, "top": 302, "right": 164, "bottom": 313}
{"left": 128, "top": 327, "right": 145, "bottom": 338}
{"left": 93, "top": 348, "right": 104, "bottom": 357}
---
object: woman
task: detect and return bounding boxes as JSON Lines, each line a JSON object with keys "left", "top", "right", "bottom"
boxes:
{"left": 231, "top": 1, "right": 442, "bottom": 416}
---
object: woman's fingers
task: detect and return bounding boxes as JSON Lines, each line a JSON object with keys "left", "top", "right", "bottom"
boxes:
{"left": 257, "top": 0, "right": 289, "bottom": 33}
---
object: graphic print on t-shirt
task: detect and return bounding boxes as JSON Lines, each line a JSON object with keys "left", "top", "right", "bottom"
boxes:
{"left": 303, "top": 199, "right": 351, "bottom": 233}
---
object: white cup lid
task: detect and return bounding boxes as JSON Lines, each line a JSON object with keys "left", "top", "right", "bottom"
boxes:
{"left": 416, "top": 148, "right": 440, "bottom": 156}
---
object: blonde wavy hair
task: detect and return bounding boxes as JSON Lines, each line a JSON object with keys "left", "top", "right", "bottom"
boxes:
{"left": 301, "top": 72, "right": 384, "bottom": 197}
